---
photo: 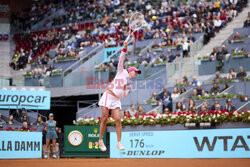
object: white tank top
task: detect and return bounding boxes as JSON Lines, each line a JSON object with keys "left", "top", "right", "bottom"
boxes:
{"left": 107, "top": 50, "right": 131, "bottom": 98}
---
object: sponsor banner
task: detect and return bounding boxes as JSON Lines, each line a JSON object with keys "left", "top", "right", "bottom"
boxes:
{"left": 0, "top": 89, "right": 50, "bottom": 110}
{"left": 0, "top": 131, "right": 42, "bottom": 159}
{"left": 110, "top": 128, "right": 250, "bottom": 158}
{"left": 64, "top": 126, "right": 108, "bottom": 157}
{"left": 103, "top": 46, "right": 131, "bottom": 63}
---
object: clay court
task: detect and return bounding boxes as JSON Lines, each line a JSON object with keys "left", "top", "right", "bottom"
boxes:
{"left": 1, "top": 158, "right": 250, "bottom": 167}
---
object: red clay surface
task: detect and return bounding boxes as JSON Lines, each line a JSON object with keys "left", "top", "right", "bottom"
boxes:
{"left": 0, "top": 158, "right": 250, "bottom": 167}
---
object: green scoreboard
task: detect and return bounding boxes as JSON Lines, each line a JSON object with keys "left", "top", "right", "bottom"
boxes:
{"left": 63, "top": 126, "right": 108, "bottom": 157}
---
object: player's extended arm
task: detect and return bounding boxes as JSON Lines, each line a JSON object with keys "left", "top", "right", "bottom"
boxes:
{"left": 117, "top": 41, "right": 128, "bottom": 73}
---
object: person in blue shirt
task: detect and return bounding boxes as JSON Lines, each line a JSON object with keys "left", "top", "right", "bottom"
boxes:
{"left": 44, "top": 113, "right": 58, "bottom": 159}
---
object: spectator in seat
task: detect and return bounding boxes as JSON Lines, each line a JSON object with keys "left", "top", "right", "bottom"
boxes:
{"left": 36, "top": 116, "right": 44, "bottom": 126}
{"left": 188, "top": 33, "right": 195, "bottom": 43}
{"left": 214, "top": 16, "right": 222, "bottom": 32}
{"left": 158, "top": 86, "right": 171, "bottom": 100}
{"left": 191, "top": 89, "right": 198, "bottom": 98}
{"left": 227, "top": 68, "right": 236, "bottom": 79}
{"left": 21, "top": 115, "right": 30, "bottom": 124}
{"left": 213, "top": 72, "right": 222, "bottom": 83}
{"left": 244, "top": 18, "right": 250, "bottom": 27}
{"left": 13, "top": 109, "right": 22, "bottom": 121}
{"left": 128, "top": 104, "right": 137, "bottom": 116}
{"left": 46, "top": 64, "right": 54, "bottom": 76}
{"left": 222, "top": 83, "right": 229, "bottom": 92}
{"left": 200, "top": 105, "right": 208, "bottom": 113}
{"left": 163, "top": 108, "right": 170, "bottom": 114}
{"left": 8, "top": 115, "right": 14, "bottom": 125}
{"left": 180, "top": 87, "right": 186, "bottom": 94}
{"left": 225, "top": 98, "right": 236, "bottom": 112}
{"left": 175, "top": 102, "right": 183, "bottom": 113}
{"left": 163, "top": 92, "right": 172, "bottom": 111}
{"left": 142, "top": 53, "right": 151, "bottom": 65}
{"left": 171, "top": 87, "right": 180, "bottom": 99}
{"left": 210, "top": 47, "right": 220, "bottom": 60}
{"left": 211, "top": 100, "right": 220, "bottom": 110}
{"left": 42, "top": 65, "right": 48, "bottom": 75}
{"left": 236, "top": 66, "right": 247, "bottom": 79}
{"left": 174, "top": 50, "right": 181, "bottom": 58}
{"left": 150, "top": 52, "right": 158, "bottom": 64}
{"left": 188, "top": 99, "right": 197, "bottom": 113}
{"left": 149, "top": 92, "right": 160, "bottom": 103}
{"left": 17, "top": 53, "right": 26, "bottom": 70}
{"left": 124, "top": 110, "right": 131, "bottom": 117}
{"left": 182, "top": 39, "right": 189, "bottom": 57}
{"left": 41, "top": 55, "right": 49, "bottom": 65}
{"left": 58, "top": 41, "right": 66, "bottom": 50}
{"left": 182, "top": 76, "right": 190, "bottom": 86}
{"left": 191, "top": 76, "right": 200, "bottom": 87}
{"left": 209, "top": 82, "right": 220, "bottom": 95}
{"left": 233, "top": 32, "right": 241, "bottom": 39}
{"left": 152, "top": 110, "right": 160, "bottom": 117}
{"left": 0, "top": 113, "right": 6, "bottom": 124}
{"left": 196, "top": 84, "right": 203, "bottom": 96}
{"left": 152, "top": 41, "right": 160, "bottom": 49}
{"left": 159, "top": 52, "right": 165, "bottom": 60}
{"left": 216, "top": 45, "right": 227, "bottom": 71}
{"left": 136, "top": 54, "right": 144, "bottom": 64}
{"left": 20, "top": 122, "right": 30, "bottom": 131}
{"left": 201, "top": 90, "right": 208, "bottom": 97}
{"left": 136, "top": 105, "right": 145, "bottom": 115}
{"left": 34, "top": 64, "right": 43, "bottom": 77}
{"left": 182, "top": 104, "right": 187, "bottom": 112}
{"left": 215, "top": 104, "right": 222, "bottom": 111}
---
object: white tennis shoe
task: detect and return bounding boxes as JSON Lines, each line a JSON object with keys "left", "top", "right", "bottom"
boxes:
{"left": 44, "top": 154, "right": 48, "bottom": 159}
{"left": 99, "top": 140, "right": 107, "bottom": 152}
{"left": 53, "top": 154, "right": 57, "bottom": 159}
{"left": 116, "top": 142, "right": 125, "bottom": 151}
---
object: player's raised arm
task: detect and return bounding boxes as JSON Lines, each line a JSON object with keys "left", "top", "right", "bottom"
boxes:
{"left": 117, "top": 41, "right": 128, "bottom": 72}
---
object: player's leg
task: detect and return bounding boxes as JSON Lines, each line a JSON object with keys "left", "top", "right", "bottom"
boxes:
{"left": 111, "top": 108, "right": 125, "bottom": 150}
{"left": 52, "top": 138, "right": 57, "bottom": 158}
{"left": 45, "top": 138, "right": 50, "bottom": 158}
{"left": 99, "top": 106, "right": 109, "bottom": 151}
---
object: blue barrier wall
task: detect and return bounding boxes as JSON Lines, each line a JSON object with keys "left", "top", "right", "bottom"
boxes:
{"left": 110, "top": 127, "right": 250, "bottom": 158}
{"left": 0, "top": 131, "right": 42, "bottom": 159}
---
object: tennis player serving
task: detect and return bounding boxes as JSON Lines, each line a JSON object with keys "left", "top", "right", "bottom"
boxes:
{"left": 98, "top": 41, "right": 141, "bottom": 151}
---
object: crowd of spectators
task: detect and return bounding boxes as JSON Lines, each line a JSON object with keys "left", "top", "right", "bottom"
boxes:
{"left": 0, "top": 108, "right": 45, "bottom": 131}
{"left": 11, "top": 0, "right": 248, "bottom": 72}
{"left": 11, "top": 0, "right": 63, "bottom": 32}
{"left": 11, "top": 23, "right": 78, "bottom": 71}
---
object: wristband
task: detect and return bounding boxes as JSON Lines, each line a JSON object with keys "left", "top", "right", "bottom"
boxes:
{"left": 122, "top": 48, "right": 127, "bottom": 52}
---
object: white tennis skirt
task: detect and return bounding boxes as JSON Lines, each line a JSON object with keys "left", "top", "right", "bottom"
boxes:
{"left": 98, "top": 92, "right": 121, "bottom": 110}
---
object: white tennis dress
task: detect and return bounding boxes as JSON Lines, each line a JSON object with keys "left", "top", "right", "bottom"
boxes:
{"left": 98, "top": 49, "right": 131, "bottom": 110}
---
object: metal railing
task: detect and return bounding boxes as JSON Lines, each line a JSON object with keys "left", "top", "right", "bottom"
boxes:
{"left": 190, "top": 34, "right": 204, "bottom": 57}
{"left": 219, "top": 85, "right": 235, "bottom": 95}
{"left": 236, "top": 101, "right": 250, "bottom": 112}
{"left": 166, "top": 60, "right": 199, "bottom": 83}
{"left": 63, "top": 44, "right": 104, "bottom": 77}
{"left": 173, "top": 88, "right": 194, "bottom": 102}
{"left": 76, "top": 102, "right": 98, "bottom": 119}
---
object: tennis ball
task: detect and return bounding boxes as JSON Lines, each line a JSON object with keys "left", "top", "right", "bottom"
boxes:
{"left": 165, "top": 28, "right": 170, "bottom": 32}
{"left": 152, "top": 16, "right": 157, "bottom": 20}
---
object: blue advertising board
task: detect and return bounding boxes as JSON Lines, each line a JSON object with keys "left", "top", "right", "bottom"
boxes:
{"left": 0, "top": 89, "right": 50, "bottom": 110}
{"left": 0, "top": 131, "right": 42, "bottom": 159}
{"left": 103, "top": 46, "right": 132, "bottom": 63}
{"left": 110, "top": 128, "right": 250, "bottom": 158}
